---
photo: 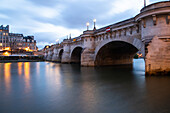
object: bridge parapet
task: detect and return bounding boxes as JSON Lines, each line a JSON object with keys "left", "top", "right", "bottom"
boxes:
{"left": 140, "top": 1, "right": 170, "bottom": 13}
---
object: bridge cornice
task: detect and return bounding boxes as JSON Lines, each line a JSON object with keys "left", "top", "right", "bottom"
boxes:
{"left": 136, "top": 1, "right": 170, "bottom": 21}
{"left": 94, "top": 18, "right": 135, "bottom": 34}
{"left": 81, "top": 30, "right": 95, "bottom": 39}
{"left": 140, "top": 1, "right": 170, "bottom": 13}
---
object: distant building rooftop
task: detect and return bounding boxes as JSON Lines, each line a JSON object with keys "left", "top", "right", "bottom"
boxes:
{"left": 9, "top": 33, "right": 23, "bottom": 37}
{"left": 0, "top": 25, "right": 9, "bottom": 31}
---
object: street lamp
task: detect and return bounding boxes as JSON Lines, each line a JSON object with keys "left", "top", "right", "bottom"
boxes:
{"left": 144, "top": 0, "right": 146, "bottom": 7}
{"left": 93, "top": 19, "right": 96, "bottom": 30}
{"left": 86, "top": 22, "right": 90, "bottom": 30}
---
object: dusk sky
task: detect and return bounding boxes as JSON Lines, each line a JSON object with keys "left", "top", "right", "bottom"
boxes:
{"left": 0, "top": 0, "right": 165, "bottom": 49}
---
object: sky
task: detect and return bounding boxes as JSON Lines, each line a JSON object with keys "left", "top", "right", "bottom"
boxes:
{"left": 0, "top": 0, "right": 166, "bottom": 49}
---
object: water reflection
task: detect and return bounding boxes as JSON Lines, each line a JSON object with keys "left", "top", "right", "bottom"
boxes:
{"left": 4, "top": 63, "right": 11, "bottom": 93}
{"left": 0, "top": 60, "right": 170, "bottom": 113}
{"left": 18, "top": 62, "right": 23, "bottom": 76}
{"left": 36, "top": 62, "right": 40, "bottom": 75}
{"left": 80, "top": 68, "right": 99, "bottom": 113}
{"left": 53, "top": 64, "right": 62, "bottom": 89}
{"left": 45, "top": 62, "right": 50, "bottom": 75}
{"left": 24, "top": 62, "right": 30, "bottom": 78}
{"left": 45, "top": 63, "right": 62, "bottom": 90}
{"left": 59, "top": 64, "right": 81, "bottom": 88}
{"left": 24, "top": 62, "right": 31, "bottom": 93}
{"left": 132, "top": 59, "right": 146, "bottom": 89}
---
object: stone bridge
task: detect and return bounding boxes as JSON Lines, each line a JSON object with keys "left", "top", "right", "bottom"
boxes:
{"left": 44, "top": 1, "right": 170, "bottom": 75}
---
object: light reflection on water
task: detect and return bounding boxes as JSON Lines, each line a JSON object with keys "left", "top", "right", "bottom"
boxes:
{"left": 0, "top": 59, "right": 170, "bottom": 113}
{"left": 18, "top": 62, "right": 22, "bottom": 76}
{"left": 4, "top": 63, "right": 11, "bottom": 94}
{"left": 24, "top": 62, "right": 31, "bottom": 93}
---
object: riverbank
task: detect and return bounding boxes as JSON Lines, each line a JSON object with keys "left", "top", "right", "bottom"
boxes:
{"left": 0, "top": 56, "right": 44, "bottom": 63}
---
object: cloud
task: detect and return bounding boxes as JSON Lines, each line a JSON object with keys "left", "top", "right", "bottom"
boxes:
{"left": 0, "top": 0, "right": 164, "bottom": 49}
{"left": 0, "top": 13, "right": 9, "bottom": 19}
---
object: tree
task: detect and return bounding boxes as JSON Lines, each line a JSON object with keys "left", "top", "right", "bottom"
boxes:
{"left": 8, "top": 38, "right": 17, "bottom": 55}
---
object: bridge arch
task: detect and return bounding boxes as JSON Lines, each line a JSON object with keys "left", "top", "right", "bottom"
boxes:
{"left": 58, "top": 49, "right": 63, "bottom": 62}
{"left": 70, "top": 46, "right": 83, "bottom": 63}
{"left": 94, "top": 37, "right": 144, "bottom": 66}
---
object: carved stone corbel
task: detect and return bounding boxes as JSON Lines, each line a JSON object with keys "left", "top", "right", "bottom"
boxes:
{"left": 124, "top": 28, "right": 126, "bottom": 36}
{"left": 129, "top": 27, "right": 133, "bottom": 35}
{"left": 166, "top": 14, "right": 170, "bottom": 24}
{"left": 114, "top": 31, "right": 116, "bottom": 38}
{"left": 152, "top": 15, "right": 157, "bottom": 25}
{"left": 136, "top": 25, "right": 139, "bottom": 33}
{"left": 102, "top": 34, "right": 105, "bottom": 40}
{"left": 111, "top": 31, "right": 114, "bottom": 38}
{"left": 119, "top": 30, "right": 121, "bottom": 37}
{"left": 106, "top": 33, "right": 108, "bottom": 39}
{"left": 142, "top": 19, "right": 146, "bottom": 28}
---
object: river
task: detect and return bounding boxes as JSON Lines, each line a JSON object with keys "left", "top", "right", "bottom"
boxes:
{"left": 0, "top": 59, "right": 170, "bottom": 113}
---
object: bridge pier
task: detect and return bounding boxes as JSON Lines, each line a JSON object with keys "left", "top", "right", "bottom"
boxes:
{"left": 61, "top": 39, "right": 71, "bottom": 63}
{"left": 44, "top": 51, "right": 48, "bottom": 60}
{"left": 46, "top": 50, "right": 52, "bottom": 61}
{"left": 52, "top": 48, "right": 60, "bottom": 62}
{"left": 145, "top": 36, "right": 170, "bottom": 75}
{"left": 135, "top": 2, "right": 170, "bottom": 75}
{"left": 81, "top": 30, "right": 95, "bottom": 66}
{"left": 81, "top": 48, "right": 95, "bottom": 66}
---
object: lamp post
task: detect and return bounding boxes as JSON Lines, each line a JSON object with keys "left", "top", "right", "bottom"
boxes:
{"left": 86, "top": 22, "right": 90, "bottom": 30}
{"left": 93, "top": 19, "right": 96, "bottom": 30}
{"left": 144, "top": 0, "right": 146, "bottom": 7}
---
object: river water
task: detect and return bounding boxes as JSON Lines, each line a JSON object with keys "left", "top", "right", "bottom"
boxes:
{"left": 0, "top": 59, "right": 170, "bottom": 113}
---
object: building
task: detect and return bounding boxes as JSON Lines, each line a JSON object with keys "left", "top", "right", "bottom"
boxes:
{"left": 23, "top": 36, "right": 37, "bottom": 50}
{"left": 0, "top": 25, "right": 9, "bottom": 50}
{"left": 0, "top": 25, "right": 37, "bottom": 51}
{"left": 9, "top": 33, "right": 24, "bottom": 50}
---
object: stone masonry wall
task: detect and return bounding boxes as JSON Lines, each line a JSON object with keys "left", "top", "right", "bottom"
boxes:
{"left": 145, "top": 36, "right": 170, "bottom": 75}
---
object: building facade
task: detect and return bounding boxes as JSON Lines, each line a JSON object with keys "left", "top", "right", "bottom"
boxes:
{"left": 0, "top": 25, "right": 9, "bottom": 50}
{"left": 23, "top": 36, "right": 37, "bottom": 50}
{"left": 9, "top": 33, "right": 24, "bottom": 50}
{"left": 0, "top": 25, "right": 37, "bottom": 51}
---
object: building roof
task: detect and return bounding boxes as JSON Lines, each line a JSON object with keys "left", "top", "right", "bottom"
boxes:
{"left": 0, "top": 25, "right": 9, "bottom": 30}
{"left": 23, "top": 36, "right": 34, "bottom": 40}
{"left": 9, "top": 33, "right": 23, "bottom": 37}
